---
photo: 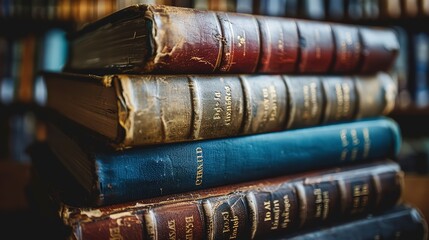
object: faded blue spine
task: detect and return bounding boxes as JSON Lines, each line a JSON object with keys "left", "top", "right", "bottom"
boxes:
{"left": 96, "top": 117, "right": 401, "bottom": 205}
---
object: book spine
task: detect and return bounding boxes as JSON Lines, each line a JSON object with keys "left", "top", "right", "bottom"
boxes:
{"left": 216, "top": 12, "right": 260, "bottom": 73}
{"left": 285, "top": 206, "right": 428, "bottom": 240}
{"left": 203, "top": 193, "right": 250, "bottom": 239}
{"left": 256, "top": 17, "right": 298, "bottom": 73}
{"left": 140, "top": 4, "right": 398, "bottom": 74}
{"left": 76, "top": 213, "right": 146, "bottom": 240}
{"left": 73, "top": 162, "right": 403, "bottom": 240}
{"left": 330, "top": 25, "right": 361, "bottom": 73}
{"left": 284, "top": 76, "right": 324, "bottom": 129}
{"left": 145, "top": 202, "right": 206, "bottom": 240}
{"left": 354, "top": 72, "right": 397, "bottom": 118}
{"left": 358, "top": 28, "right": 400, "bottom": 74}
{"left": 413, "top": 33, "right": 429, "bottom": 108}
{"left": 95, "top": 117, "right": 401, "bottom": 205}
{"left": 117, "top": 73, "right": 395, "bottom": 145}
{"left": 296, "top": 21, "right": 334, "bottom": 73}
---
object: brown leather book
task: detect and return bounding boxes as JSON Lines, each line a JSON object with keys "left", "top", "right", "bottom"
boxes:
{"left": 64, "top": 4, "right": 399, "bottom": 74}
{"left": 43, "top": 72, "right": 397, "bottom": 148}
{"left": 59, "top": 160, "right": 403, "bottom": 240}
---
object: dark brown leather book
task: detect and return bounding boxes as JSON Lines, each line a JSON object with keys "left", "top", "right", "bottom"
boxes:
{"left": 64, "top": 4, "right": 399, "bottom": 74}
{"left": 281, "top": 205, "right": 428, "bottom": 240}
{"left": 59, "top": 160, "right": 403, "bottom": 240}
{"left": 43, "top": 72, "right": 397, "bottom": 148}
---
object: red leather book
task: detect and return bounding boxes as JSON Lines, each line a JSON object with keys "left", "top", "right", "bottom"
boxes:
{"left": 65, "top": 4, "right": 399, "bottom": 74}
{"left": 56, "top": 160, "right": 402, "bottom": 240}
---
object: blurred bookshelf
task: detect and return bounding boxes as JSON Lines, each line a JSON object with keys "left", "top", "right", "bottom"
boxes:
{"left": 0, "top": 0, "right": 428, "bottom": 239}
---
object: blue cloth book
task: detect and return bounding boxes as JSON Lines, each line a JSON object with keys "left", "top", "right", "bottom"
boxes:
{"left": 46, "top": 117, "right": 401, "bottom": 206}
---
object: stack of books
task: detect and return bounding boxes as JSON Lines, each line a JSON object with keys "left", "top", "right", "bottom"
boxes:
{"left": 32, "top": 4, "right": 428, "bottom": 239}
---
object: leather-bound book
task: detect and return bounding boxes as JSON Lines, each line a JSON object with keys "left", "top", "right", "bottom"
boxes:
{"left": 64, "top": 4, "right": 399, "bottom": 74}
{"left": 48, "top": 160, "right": 404, "bottom": 240}
{"left": 43, "top": 72, "right": 397, "bottom": 147}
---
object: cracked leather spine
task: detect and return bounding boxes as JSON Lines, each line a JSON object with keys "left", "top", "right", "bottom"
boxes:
{"left": 117, "top": 72, "right": 395, "bottom": 146}
{"left": 67, "top": 161, "right": 402, "bottom": 240}
{"left": 66, "top": 4, "right": 399, "bottom": 75}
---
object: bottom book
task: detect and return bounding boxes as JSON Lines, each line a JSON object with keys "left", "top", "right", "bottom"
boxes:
{"left": 29, "top": 142, "right": 404, "bottom": 240}
{"left": 282, "top": 205, "right": 428, "bottom": 240}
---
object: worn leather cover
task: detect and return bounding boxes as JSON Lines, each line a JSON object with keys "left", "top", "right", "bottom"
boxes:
{"left": 256, "top": 17, "right": 298, "bottom": 73}
{"left": 359, "top": 28, "right": 400, "bottom": 73}
{"left": 145, "top": 202, "right": 206, "bottom": 240}
{"left": 57, "top": 161, "right": 403, "bottom": 240}
{"left": 331, "top": 25, "right": 361, "bottom": 73}
{"left": 42, "top": 72, "right": 398, "bottom": 147}
{"left": 66, "top": 4, "right": 399, "bottom": 74}
{"left": 285, "top": 205, "right": 427, "bottom": 240}
{"left": 296, "top": 21, "right": 334, "bottom": 73}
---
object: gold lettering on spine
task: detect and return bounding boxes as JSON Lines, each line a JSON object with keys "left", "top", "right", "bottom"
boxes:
{"left": 167, "top": 219, "right": 177, "bottom": 240}
{"left": 302, "top": 82, "right": 319, "bottom": 121}
{"left": 185, "top": 216, "right": 194, "bottom": 240}
{"left": 109, "top": 226, "right": 123, "bottom": 240}
{"left": 310, "top": 82, "right": 318, "bottom": 117}
{"left": 237, "top": 30, "right": 246, "bottom": 56}
{"left": 340, "top": 129, "right": 349, "bottom": 161}
{"left": 212, "top": 85, "right": 233, "bottom": 126}
{"left": 221, "top": 211, "right": 240, "bottom": 239}
{"left": 262, "top": 88, "right": 270, "bottom": 125}
{"left": 339, "top": 31, "right": 353, "bottom": 62}
{"left": 363, "top": 128, "right": 371, "bottom": 159}
{"left": 313, "top": 188, "right": 330, "bottom": 220}
{"left": 351, "top": 129, "right": 360, "bottom": 145}
{"left": 322, "top": 191, "right": 330, "bottom": 220}
{"left": 213, "top": 91, "right": 222, "bottom": 120}
{"left": 263, "top": 201, "right": 272, "bottom": 221}
{"left": 281, "top": 194, "right": 291, "bottom": 229}
{"left": 335, "top": 82, "right": 351, "bottom": 120}
{"left": 350, "top": 129, "right": 360, "bottom": 161}
{"left": 335, "top": 83, "right": 344, "bottom": 120}
{"left": 230, "top": 215, "right": 239, "bottom": 239}
{"left": 222, "top": 212, "right": 230, "bottom": 233}
{"left": 302, "top": 84, "right": 310, "bottom": 120}
{"left": 263, "top": 198, "right": 281, "bottom": 230}
{"left": 351, "top": 183, "right": 370, "bottom": 214}
{"left": 195, "top": 147, "right": 204, "bottom": 186}
{"left": 313, "top": 188, "right": 323, "bottom": 218}
{"left": 269, "top": 85, "right": 278, "bottom": 121}
{"left": 261, "top": 85, "right": 279, "bottom": 126}
{"left": 224, "top": 85, "right": 232, "bottom": 126}
{"left": 315, "top": 29, "right": 321, "bottom": 59}
{"left": 342, "top": 83, "right": 351, "bottom": 117}
{"left": 271, "top": 200, "right": 280, "bottom": 230}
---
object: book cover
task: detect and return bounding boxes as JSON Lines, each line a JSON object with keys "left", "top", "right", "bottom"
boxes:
{"left": 43, "top": 72, "right": 397, "bottom": 147}
{"left": 64, "top": 4, "right": 399, "bottom": 74}
{"left": 283, "top": 205, "right": 428, "bottom": 240}
{"left": 44, "top": 116, "right": 401, "bottom": 206}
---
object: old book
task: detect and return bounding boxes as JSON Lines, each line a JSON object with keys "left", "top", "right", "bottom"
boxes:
{"left": 49, "top": 160, "right": 403, "bottom": 240}
{"left": 64, "top": 4, "right": 399, "bottom": 74}
{"left": 282, "top": 205, "right": 428, "bottom": 240}
{"left": 43, "top": 72, "right": 397, "bottom": 147}
{"left": 44, "top": 116, "right": 401, "bottom": 206}
{"left": 412, "top": 33, "right": 429, "bottom": 108}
